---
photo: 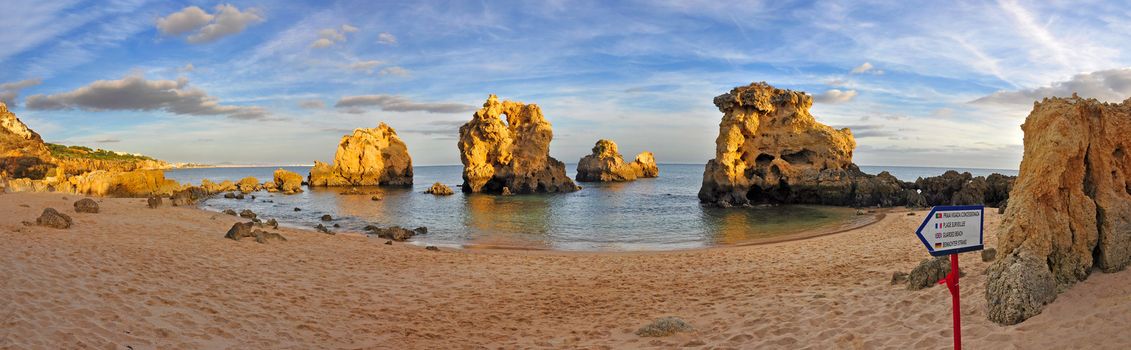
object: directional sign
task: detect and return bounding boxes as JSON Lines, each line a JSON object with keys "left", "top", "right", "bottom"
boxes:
{"left": 915, "top": 205, "right": 984, "bottom": 256}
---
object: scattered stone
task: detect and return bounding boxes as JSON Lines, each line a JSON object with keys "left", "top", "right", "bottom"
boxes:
{"left": 425, "top": 246, "right": 439, "bottom": 251}
{"left": 224, "top": 222, "right": 287, "bottom": 243}
{"left": 235, "top": 193, "right": 245, "bottom": 200}
{"left": 147, "top": 196, "right": 162, "bottom": 208}
{"left": 369, "top": 226, "right": 417, "bottom": 241}
{"left": 170, "top": 186, "right": 207, "bottom": 206}
{"left": 384, "top": 240, "right": 393, "bottom": 245}
{"left": 266, "top": 218, "right": 278, "bottom": 229}
{"left": 294, "top": 207, "right": 302, "bottom": 211}
{"left": 239, "top": 209, "right": 257, "bottom": 220}
{"left": 413, "top": 226, "right": 428, "bottom": 235}
{"left": 223, "top": 209, "right": 237, "bottom": 216}
{"left": 906, "top": 212, "right": 915, "bottom": 216}
{"left": 332, "top": 223, "right": 340, "bottom": 228}
{"left": 635, "top": 317, "right": 694, "bottom": 337}
{"left": 982, "top": 248, "right": 997, "bottom": 262}
{"left": 36, "top": 208, "right": 72, "bottom": 229}
{"left": 73, "top": 198, "right": 99, "bottom": 213}
{"left": 320, "top": 214, "right": 333, "bottom": 221}
{"left": 371, "top": 195, "right": 382, "bottom": 201}
{"left": 315, "top": 223, "right": 334, "bottom": 234}
{"left": 224, "top": 192, "right": 237, "bottom": 199}
{"left": 907, "top": 257, "right": 952, "bottom": 291}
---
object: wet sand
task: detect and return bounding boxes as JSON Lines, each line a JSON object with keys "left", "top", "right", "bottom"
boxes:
{"left": 3, "top": 192, "right": 1131, "bottom": 349}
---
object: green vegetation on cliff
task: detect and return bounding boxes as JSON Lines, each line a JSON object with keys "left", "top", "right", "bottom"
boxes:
{"left": 46, "top": 143, "right": 157, "bottom": 162}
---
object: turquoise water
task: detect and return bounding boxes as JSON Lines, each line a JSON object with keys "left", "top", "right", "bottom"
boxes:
{"left": 164, "top": 164, "right": 1016, "bottom": 251}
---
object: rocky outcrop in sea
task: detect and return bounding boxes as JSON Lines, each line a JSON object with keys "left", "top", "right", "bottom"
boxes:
{"left": 575, "top": 139, "right": 658, "bottom": 182}
{"left": 457, "top": 94, "right": 578, "bottom": 194}
{"left": 986, "top": 94, "right": 1131, "bottom": 325}
{"left": 308, "top": 123, "right": 413, "bottom": 187}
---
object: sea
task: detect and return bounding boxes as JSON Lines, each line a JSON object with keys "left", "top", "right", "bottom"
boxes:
{"left": 165, "top": 165, "right": 1018, "bottom": 251}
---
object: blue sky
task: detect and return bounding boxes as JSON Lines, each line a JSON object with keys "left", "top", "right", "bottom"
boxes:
{"left": 3, "top": 0, "right": 1131, "bottom": 168}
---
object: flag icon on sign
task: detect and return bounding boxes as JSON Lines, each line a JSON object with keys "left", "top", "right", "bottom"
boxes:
{"left": 934, "top": 242, "right": 942, "bottom": 249}
{"left": 936, "top": 213, "right": 942, "bottom": 219}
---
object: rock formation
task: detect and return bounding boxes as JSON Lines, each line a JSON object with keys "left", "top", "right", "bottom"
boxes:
{"left": 698, "top": 82, "right": 912, "bottom": 207}
{"left": 0, "top": 102, "right": 55, "bottom": 179}
{"left": 916, "top": 171, "right": 1014, "bottom": 207}
{"left": 458, "top": 95, "right": 579, "bottom": 194}
{"left": 273, "top": 169, "right": 303, "bottom": 194}
{"left": 425, "top": 182, "right": 454, "bottom": 196}
{"left": 575, "top": 139, "right": 659, "bottom": 182}
{"left": 36, "top": 208, "right": 72, "bottom": 229}
{"left": 237, "top": 177, "right": 260, "bottom": 193}
{"left": 308, "top": 123, "right": 413, "bottom": 187}
{"left": 986, "top": 94, "right": 1131, "bottom": 325}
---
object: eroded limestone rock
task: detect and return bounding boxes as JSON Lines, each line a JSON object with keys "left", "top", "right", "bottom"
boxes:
{"left": 987, "top": 94, "right": 1131, "bottom": 325}
{"left": 698, "top": 82, "right": 910, "bottom": 207}
{"left": 575, "top": 139, "right": 658, "bottom": 182}
{"left": 458, "top": 95, "right": 578, "bottom": 194}
{"left": 308, "top": 123, "right": 413, "bottom": 187}
{"left": 273, "top": 168, "right": 304, "bottom": 194}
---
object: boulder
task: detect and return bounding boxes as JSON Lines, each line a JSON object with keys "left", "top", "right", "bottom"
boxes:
{"left": 575, "top": 139, "right": 658, "bottom": 182}
{"left": 262, "top": 181, "right": 278, "bottom": 192}
{"left": 273, "top": 168, "right": 304, "bottom": 194}
{"left": 201, "top": 179, "right": 236, "bottom": 194}
{"left": 367, "top": 225, "right": 418, "bottom": 241}
{"left": 73, "top": 198, "right": 99, "bottom": 213}
{"left": 320, "top": 214, "right": 332, "bottom": 221}
{"left": 236, "top": 177, "right": 260, "bottom": 193}
{"left": 224, "top": 222, "right": 286, "bottom": 243}
{"left": 223, "top": 209, "right": 237, "bottom": 216}
{"left": 425, "top": 182, "right": 454, "bottom": 196}
{"left": 308, "top": 123, "right": 413, "bottom": 187}
{"left": 146, "top": 196, "right": 162, "bottom": 208}
{"left": 987, "top": 94, "right": 1131, "bottom": 325}
{"left": 265, "top": 218, "right": 278, "bottom": 229}
{"left": 170, "top": 186, "right": 207, "bottom": 206}
{"left": 697, "top": 82, "right": 908, "bottom": 207}
{"left": 239, "top": 209, "right": 257, "bottom": 220}
{"left": 36, "top": 208, "right": 72, "bottom": 229}
{"left": 907, "top": 256, "right": 951, "bottom": 291}
{"left": 457, "top": 94, "right": 579, "bottom": 194}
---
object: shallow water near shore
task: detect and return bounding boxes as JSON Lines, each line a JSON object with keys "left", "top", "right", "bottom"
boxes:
{"left": 165, "top": 164, "right": 1016, "bottom": 251}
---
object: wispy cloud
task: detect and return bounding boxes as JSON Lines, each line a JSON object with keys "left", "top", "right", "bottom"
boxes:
{"left": 377, "top": 32, "right": 397, "bottom": 45}
{"left": 0, "top": 78, "right": 43, "bottom": 105}
{"left": 157, "top": 4, "right": 264, "bottom": 44}
{"left": 26, "top": 75, "right": 268, "bottom": 120}
{"left": 812, "top": 89, "right": 858, "bottom": 104}
{"left": 334, "top": 95, "right": 474, "bottom": 113}
{"left": 971, "top": 68, "right": 1131, "bottom": 105}
{"left": 311, "top": 24, "right": 358, "bottom": 48}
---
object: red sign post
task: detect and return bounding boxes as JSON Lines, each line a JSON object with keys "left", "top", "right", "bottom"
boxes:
{"left": 915, "top": 205, "right": 984, "bottom": 350}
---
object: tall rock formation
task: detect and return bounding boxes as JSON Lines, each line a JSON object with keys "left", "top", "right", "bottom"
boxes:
{"left": 986, "top": 94, "right": 1131, "bottom": 325}
{"left": 575, "top": 139, "right": 659, "bottom": 182}
{"left": 0, "top": 102, "right": 55, "bottom": 179}
{"left": 458, "top": 95, "right": 578, "bottom": 194}
{"left": 308, "top": 123, "right": 413, "bottom": 187}
{"left": 698, "top": 82, "right": 909, "bottom": 207}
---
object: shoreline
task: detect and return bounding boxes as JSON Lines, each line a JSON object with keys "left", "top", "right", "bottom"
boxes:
{"left": 6, "top": 192, "right": 1131, "bottom": 348}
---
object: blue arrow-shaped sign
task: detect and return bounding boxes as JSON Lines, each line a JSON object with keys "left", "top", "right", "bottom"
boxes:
{"left": 915, "top": 205, "right": 985, "bottom": 256}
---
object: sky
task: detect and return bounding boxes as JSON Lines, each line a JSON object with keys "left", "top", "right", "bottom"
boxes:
{"left": 3, "top": 1, "right": 1131, "bottom": 169}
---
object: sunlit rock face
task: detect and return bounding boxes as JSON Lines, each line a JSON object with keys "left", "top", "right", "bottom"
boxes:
{"left": 308, "top": 123, "right": 413, "bottom": 187}
{"left": 575, "top": 139, "right": 658, "bottom": 182}
{"left": 987, "top": 94, "right": 1131, "bottom": 325}
{"left": 0, "top": 102, "right": 55, "bottom": 179}
{"left": 458, "top": 94, "right": 578, "bottom": 194}
{"left": 698, "top": 82, "right": 908, "bottom": 207}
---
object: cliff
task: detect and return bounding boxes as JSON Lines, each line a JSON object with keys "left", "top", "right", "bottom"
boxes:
{"left": 575, "top": 139, "right": 658, "bottom": 182}
{"left": 697, "top": 82, "right": 913, "bottom": 207}
{"left": 0, "top": 102, "right": 55, "bottom": 178}
{"left": 308, "top": 123, "right": 413, "bottom": 186}
{"left": 986, "top": 94, "right": 1131, "bottom": 325}
{"left": 457, "top": 94, "right": 578, "bottom": 194}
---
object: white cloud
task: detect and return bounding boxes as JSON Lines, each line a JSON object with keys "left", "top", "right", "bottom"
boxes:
{"left": 377, "top": 32, "right": 397, "bottom": 45}
{"left": 379, "top": 66, "right": 410, "bottom": 77}
{"left": 850, "top": 62, "right": 883, "bottom": 75}
{"left": 179, "top": 63, "right": 195, "bottom": 73}
{"left": 971, "top": 68, "right": 1131, "bottom": 105}
{"left": 334, "top": 95, "right": 474, "bottom": 113}
{"left": 812, "top": 89, "right": 858, "bottom": 104}
{"left": 310, "top": 24, "right": 358, "bottom": 48}
{"left": 346, "top": 60, "right": 383, "bottom": 74}
{"left": 157, "top": 4, "right": 263, "bottom": 44}
{"left": 25, "top": 75, "right": 268, "bottom": 120}
{"left": 156, "top": 6, "right": 213, "bottom": 35}
{"left": 0, "top": 78, "right": 43, "bottom": 106}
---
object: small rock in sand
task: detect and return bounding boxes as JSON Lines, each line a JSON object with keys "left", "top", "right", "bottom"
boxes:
{"left": 906, "top": 212, "right": 915, "bottom": 216}
{"left": 635, "top": 317, "right": 693, "bottom": 337}
{"left": 907, "top": 257, "right": 963, "bottom": 291}
{"left": 266, "top": 218, "right": 278, "bottom": 229}
{"left": 320, "top": 214, "right": 332, "bottom": 221}
{"left": 425, "top": 246, "right": 439, "bottom": 251}
{"left": 982, "top": 248, "right": 997, "bottom": 262}
{"left": 384, "top": 240, "right": 393, "bottom": 245}
{"left": 315, "top": 223, "right": 334, "bottom": 234}
{"left": 371, "top": 195, "right": 382, "bottom": 201}
{"left": 890, "top": 271, "right": 908, "bottom": 285}
{"left": 223, "top": 209, "right": 237, "bottom": 216}
{"left": 239, "top": 209, "right": 257, "bottom": 219}
{"left": 147, "top": 196, "right": 162, "bottom": 208}
{"left": 36, "top": 208, "right": 73, "bottom": 229}
{"left": 73, "top": 198, "right": 99, "bottom": 213}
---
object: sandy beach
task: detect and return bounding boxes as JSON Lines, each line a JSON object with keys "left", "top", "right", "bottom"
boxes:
{"left": 3, "top": 192, "right": 1131, "bottom": 349}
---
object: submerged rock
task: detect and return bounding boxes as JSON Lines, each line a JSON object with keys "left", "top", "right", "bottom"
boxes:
{"left": 457, "top": 94, "right": 579, "bottom": 194}
{"left": 36, "top": 208, "right": 72, "bottom": 229}
{"left": 575, "top": 139, "right": 658, "bottom": 182}
{"left": 425, "top": 182, "right": 454, "bottom": 196}
{"left": 697, "top": 82, "right": 909, "bottom": 207}
{"left": 73, "top": 198, "right": 99, "bottom": 213}
{"left": 308, "top": 123, "right": 413, "bottom": 187}
{"left": 987, "top": 94, "right": 1131, "bottom": 325}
